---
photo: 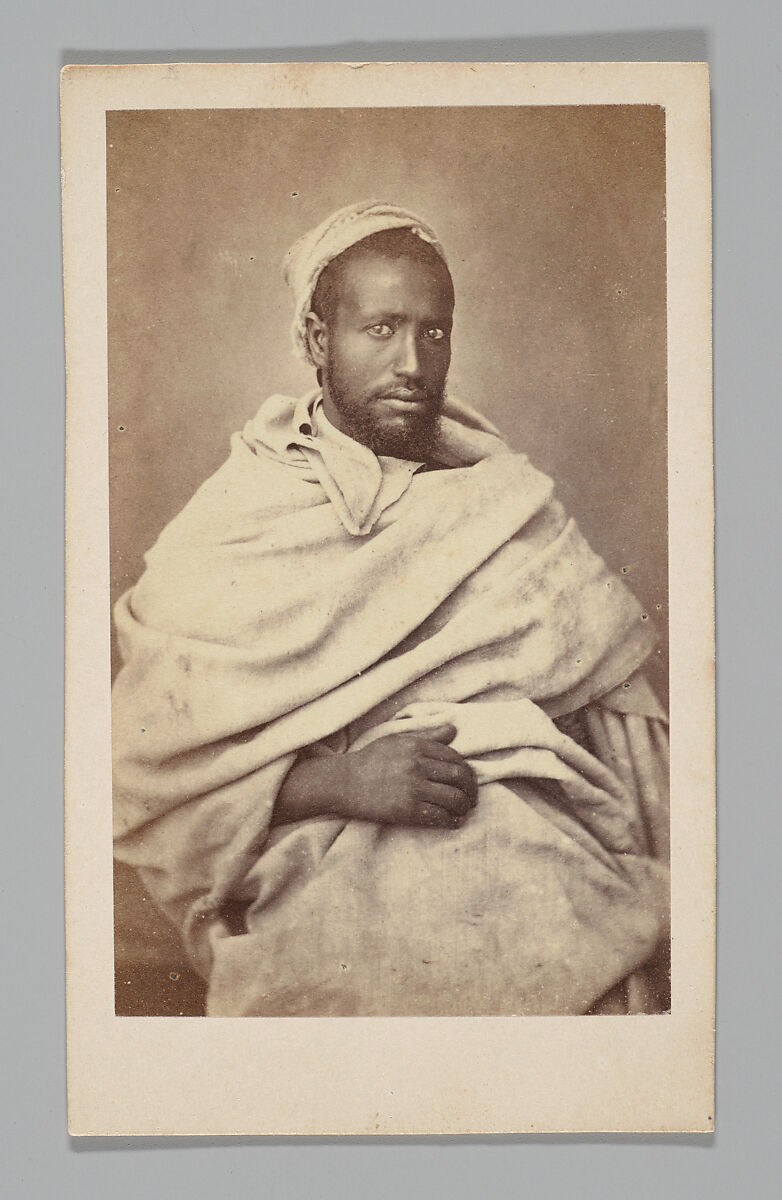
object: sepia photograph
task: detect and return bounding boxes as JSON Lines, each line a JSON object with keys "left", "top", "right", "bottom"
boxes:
{"left": 63, "top": 62, "right": 713, "bottom": 1134}
{"left": 108, "top": 103, "right": 671, "bottom": 1019}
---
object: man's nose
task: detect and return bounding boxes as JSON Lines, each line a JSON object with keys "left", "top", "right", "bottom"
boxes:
{"left": 393, "top": 329, "right": 423, "bottom": 379}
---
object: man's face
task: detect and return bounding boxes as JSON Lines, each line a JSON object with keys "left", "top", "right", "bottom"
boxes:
{"left": 313, "top": 250, "right": 454, "bottom": 461}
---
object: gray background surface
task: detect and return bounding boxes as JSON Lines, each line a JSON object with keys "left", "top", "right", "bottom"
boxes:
{"left": 2, "top": 0, "right": 779, "bottom": 1195}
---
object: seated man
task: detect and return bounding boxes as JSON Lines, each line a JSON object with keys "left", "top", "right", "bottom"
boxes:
{"left": 112, "top": 200, "right": 670, "bottom": 1017}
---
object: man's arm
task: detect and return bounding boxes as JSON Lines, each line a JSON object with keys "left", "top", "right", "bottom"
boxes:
{"left": 273, "top": 723, "right": 478, "bottom": 830}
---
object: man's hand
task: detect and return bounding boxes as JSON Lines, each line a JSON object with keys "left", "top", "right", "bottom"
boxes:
{"left": 340, "top": 723, "right": 478, "bottom": 829}
{"left": 273, "top": 723, "right": 478, "bottom": 830}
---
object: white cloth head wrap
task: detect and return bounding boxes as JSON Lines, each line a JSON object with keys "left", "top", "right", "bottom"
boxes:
{"left": 282, "top": 200, "right": 447, "bottom": 366}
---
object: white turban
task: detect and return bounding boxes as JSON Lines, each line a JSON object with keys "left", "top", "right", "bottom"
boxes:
{"left": 282, "top": 200, "right": 447, "bottom": 366}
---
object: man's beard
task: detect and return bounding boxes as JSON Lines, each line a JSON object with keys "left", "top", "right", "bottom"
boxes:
{"left": 323, "top": 365, "right": 444, "bottom": 463}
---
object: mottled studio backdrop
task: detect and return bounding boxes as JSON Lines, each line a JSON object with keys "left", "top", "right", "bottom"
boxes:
{"left": 107, "top": 105, "right": 667, "bottom": 698}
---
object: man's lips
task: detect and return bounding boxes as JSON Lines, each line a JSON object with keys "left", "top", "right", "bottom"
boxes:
{"left": 375, "top": 390, "right": 435, "bottom": 411}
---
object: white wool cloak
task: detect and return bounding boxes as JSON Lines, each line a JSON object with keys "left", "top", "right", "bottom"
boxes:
{"left": 112, "top": 395, "right": 669, "bottom": 1016}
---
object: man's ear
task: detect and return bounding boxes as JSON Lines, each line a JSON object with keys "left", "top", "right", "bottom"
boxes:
{"left": 305, "top": 311, "right": 328, "bottom": 368}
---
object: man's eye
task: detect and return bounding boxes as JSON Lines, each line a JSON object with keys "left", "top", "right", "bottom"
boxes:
{"left": 366, "top": 324, "right": 394, "bottom": 338}
{"left": 424, "top": 327, "right": 446, "bottom": 341}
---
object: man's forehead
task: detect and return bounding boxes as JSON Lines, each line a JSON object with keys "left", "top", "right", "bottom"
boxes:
{"left": 338, "top": 251, "right": 454, "bottom": 313}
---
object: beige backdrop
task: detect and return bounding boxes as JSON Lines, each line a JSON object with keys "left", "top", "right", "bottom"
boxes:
{"left": 107, "top": 104, "right": 667, "bottom": 698}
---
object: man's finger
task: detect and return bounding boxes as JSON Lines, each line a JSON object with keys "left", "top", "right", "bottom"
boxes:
{"left": 420, "top": 739, "right": 467, "bottom": 764}
{"left": 418, "top": 782, "right": 473, "bottom": 817}
{"left": 423, "top": 722, "right": 457, "bottom": 745}
{"left": 422, "top": 757, "right": 478, "bottom": 801}
{"left": 413, "top": 801, "right": 460, "bottom": 829}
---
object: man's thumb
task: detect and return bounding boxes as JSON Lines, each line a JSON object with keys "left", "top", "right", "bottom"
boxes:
{"left": 427, "top": 722, "right": 458, "bottom": 744}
